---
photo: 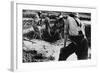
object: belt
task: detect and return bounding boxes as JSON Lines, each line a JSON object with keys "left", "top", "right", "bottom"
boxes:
{"left": 69, "top": 35, "right": 84, "bottom": 43}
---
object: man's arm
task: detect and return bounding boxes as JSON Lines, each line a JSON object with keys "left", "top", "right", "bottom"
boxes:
{"left": 80, "top": 22, "right": 87, "bottom": 38}
{"left": 64, "top": 18, "right": 69, "bottom": 48}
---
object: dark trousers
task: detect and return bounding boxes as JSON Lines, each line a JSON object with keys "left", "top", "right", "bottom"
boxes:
{"left": 59, "top": 36, "right": 88, "bottom": 61}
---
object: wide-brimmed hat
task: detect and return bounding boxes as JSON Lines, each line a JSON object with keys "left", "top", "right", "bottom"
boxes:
{"left": 69, "top": 12, "right": 79, "bottom": 17}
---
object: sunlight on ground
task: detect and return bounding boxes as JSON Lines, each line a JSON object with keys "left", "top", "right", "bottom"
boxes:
{"left": 67, "top": 53, "right": 77, "bottom": 61}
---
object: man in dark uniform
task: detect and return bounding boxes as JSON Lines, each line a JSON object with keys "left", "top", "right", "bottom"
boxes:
{"left": 59, "top": 13, "right": 88, "bottom": 60}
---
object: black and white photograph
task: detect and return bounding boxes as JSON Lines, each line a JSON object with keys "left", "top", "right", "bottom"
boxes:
{"left": 10, "top": 2, "right": 97, "bottom": 71}
{"left": 22, "top": 10, "right": 91, "bottom": 63}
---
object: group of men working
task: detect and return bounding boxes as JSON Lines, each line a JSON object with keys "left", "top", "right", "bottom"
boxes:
{"left": 24, "top": 11, "right": 89, "bottom": 60}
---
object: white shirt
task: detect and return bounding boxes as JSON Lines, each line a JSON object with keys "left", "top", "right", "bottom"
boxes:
{"left": 64, "top": 16, "right": 85, "bottom": 36}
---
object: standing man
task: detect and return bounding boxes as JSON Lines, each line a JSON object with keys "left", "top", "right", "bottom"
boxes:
{"left": 59, "top": 13, "right": 88, "bottom": 60}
